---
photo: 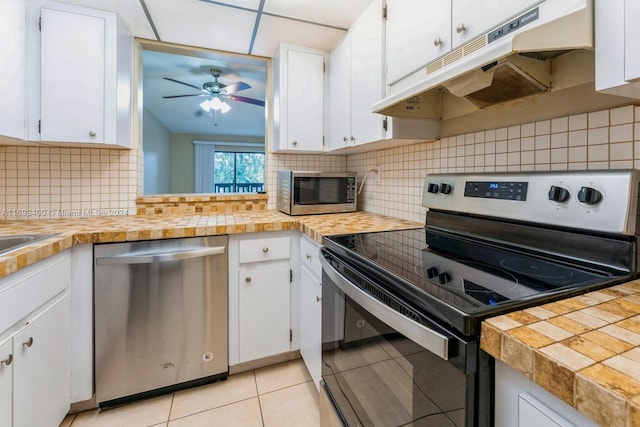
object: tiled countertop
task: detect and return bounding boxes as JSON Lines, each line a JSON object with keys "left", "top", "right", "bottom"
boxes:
{"left": 482, "top": 280, "right": 640, "bottom": 427}
{"left": 0, "top": 210, "right": 421, "bottom": 279}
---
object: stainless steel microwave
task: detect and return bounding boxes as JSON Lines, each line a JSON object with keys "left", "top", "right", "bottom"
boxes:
{"left": 277, "top": 171, "right": 357, "bottom": 215}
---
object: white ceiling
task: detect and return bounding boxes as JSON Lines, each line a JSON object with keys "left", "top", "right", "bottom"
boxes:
{"left": 56, "top": 0, "right": 375, "bottom": 137}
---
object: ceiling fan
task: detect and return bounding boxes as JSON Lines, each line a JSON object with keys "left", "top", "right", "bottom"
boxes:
{"left": 162, "top": 68, "right": 265, "bottom": 111}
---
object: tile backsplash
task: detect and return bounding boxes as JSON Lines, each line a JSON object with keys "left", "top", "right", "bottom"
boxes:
{"left": 0, "top": 146, "right": 137, "bottom": 220}
{"left": 0, "top": 105, "right": 637, "bottom": 222}
{"left": 348, "top": 105, "right": 640, "bottom": 224}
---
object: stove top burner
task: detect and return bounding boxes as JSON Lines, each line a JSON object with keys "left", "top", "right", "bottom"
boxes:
{"left": 500, "top": 257, "right": 573, "bottom": 280}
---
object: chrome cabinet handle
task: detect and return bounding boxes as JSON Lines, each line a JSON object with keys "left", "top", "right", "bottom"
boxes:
{"left": 306, "top": 253, "right": 312, "bottom": 260}
{"left": 245, "top": 276, "right": 252, "bottom": 283}
{"left": 316, "top": 296, "right": 322, "bottom": 302}
{"left": 292, "top": 140, "right": 298, "bottom": 146}
{"left": 96, "top": 246, "right": 226, "bottom": 265}
{"left": 343, "top": 136, "right": 348, "bottom": 143}
{"left": 262, "top": 247, "right": 269, "bottom": 253}
{"left": 350, "top": 136, "right": 356, "bottom": 143}
{"left": 456, "top": 23, "right": 466, "bottom": 33}
{"left": 89, "top": 130, "right": 96, "bottom": 137}
{"left": 0, "top": 354, "right": 12, "bottom": 366}
{"left": 433, "top": 37, "right": 443, "bottom": 47}
{"left": 22, "top": 337, "right": 34, "bottom": 348}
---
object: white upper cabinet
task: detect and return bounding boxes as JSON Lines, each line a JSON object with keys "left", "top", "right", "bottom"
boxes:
{"left": 595, "top": 0, "right": 640, "bottom": 98}
{"left": 272, "top": 43, "right": 328, "bottom": 153}
{"left": 329, "top": 0, "right": 385, "bottom": 151}
{"left": 27, "top": 0, "right": 133, "bottom": 147}
{"left": 0, "top": 0, "right": 27, "bottom": 141}
{"left": 386, "top": 0, "right": 540, "bottom": 85}
{"left": 386, "top": 0, "right": 451, "bottom": 85}
{"left": 451, "top": 0, "right": 541, "bottom": 48}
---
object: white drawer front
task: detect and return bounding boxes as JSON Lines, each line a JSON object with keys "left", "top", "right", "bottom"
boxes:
{"left": 238, "top": 234, "right": 290, "bottom": 264}
{"left": 300, "top": 236, "right": 322, "bottom": 278}
{"left": 0, "top": 252, "right": 71, "bottom": 333}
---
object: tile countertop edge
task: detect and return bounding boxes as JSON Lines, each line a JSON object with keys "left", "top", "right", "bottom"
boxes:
{"left": 0, "top": 211, "right": 422, "bottom": 279}
{"left": 481, "top": 280, "right": 640, "bottom": 427}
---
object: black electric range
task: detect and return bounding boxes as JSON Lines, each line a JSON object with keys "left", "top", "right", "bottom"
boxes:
{"left": 320, "top": 170, "right": 639, "bottom": 427}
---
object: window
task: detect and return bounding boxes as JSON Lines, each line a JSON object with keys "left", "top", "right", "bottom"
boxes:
{"left": 213, "top": 151, "right": 265, "bottom": 193}
{"left": 194, "top": 141, "right": 265, "bottom": 193}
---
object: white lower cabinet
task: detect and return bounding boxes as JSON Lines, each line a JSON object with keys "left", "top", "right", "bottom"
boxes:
{"left": 495, "top": 360, "right": 598, "bottom": 427}
{"left": 0, "top": 340, "right": 12, "bottom": 427}
{"left": 0, "top": 251, "right": 72, "bottom": 427}
{"left": 229, "top": 231, "right": 292, "bottom": 365}
{"left": 14, "top": 294, "right": 71, "bottom": 427}
{"left": 237, "top": 265, "right": 291, "bottom": 363}
{"left": 299, "top": 235, "right": 322, "bottom": 389}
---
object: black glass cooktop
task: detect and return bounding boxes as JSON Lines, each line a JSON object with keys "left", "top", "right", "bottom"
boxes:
{"left": 322, "top": 228, "right": 631, "bottom": 335}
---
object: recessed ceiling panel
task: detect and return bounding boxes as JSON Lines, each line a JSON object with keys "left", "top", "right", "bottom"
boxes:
{"left": 263, "top": 0, "right": 375, "bottom": 29}
{"left": 42, "top": 0, "right": 156, "bottom": 39}
{"left": 145, "top": 0, "right": 257, "bottom": 54}
{"left": 252, "top": 14, "right": 346, "bottom": 57}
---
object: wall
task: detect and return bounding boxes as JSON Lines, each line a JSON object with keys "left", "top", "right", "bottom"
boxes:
{"left": 348, "top": 105, "right": 640, "bottom": 224}
{"left": 142, "top": 107, "right": 171, "bottom": 194}
{"left": 1, "top": 105, "right": 637, "bottom": 221}
{"left": 169, "top": 134, "right": 265, "bottom": 194}
{"left": 0, "top": 145, "right": 137, "bottom": 220}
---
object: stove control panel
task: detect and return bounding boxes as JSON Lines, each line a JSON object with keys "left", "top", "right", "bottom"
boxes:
{"left": 423, "top": 170, "right": 640, "bottom": 235}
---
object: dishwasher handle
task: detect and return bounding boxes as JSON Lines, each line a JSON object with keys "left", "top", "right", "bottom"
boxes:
{"left": 95, "top": 245, "right": 226, "bottom": 265}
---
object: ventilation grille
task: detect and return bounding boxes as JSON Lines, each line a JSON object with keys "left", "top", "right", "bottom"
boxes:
{"left": 426, "top": 35, "right": 488, "bottom": 76}
{"left": 342, "top": 264, "right": 422, "bottom": 324}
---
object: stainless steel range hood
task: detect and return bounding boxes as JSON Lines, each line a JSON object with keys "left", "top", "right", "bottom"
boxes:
{"left": 374, "top": 0, "right": 593, "bottom": 116}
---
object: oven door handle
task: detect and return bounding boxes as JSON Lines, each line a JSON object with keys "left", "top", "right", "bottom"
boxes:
{"left": 321, "top": 255, "right": 451, "bottom": 360}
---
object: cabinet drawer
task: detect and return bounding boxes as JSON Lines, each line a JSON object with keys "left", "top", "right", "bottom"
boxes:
{"left": 0, "top": 252, "right": 70, "bottom": 333}
{"left": 238, "top": 234, "right": 290, "bottom": 264}
{"left": 301, "top": 236, "right": 322, "bottom": 278}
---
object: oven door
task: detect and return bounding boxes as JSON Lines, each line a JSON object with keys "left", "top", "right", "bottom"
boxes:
{"left": 320, "top": 252, "right": 492, "bottom": 427}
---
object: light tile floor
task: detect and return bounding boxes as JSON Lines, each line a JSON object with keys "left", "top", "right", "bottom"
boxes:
{"left": 60, "top": 359, "right": 320, "bottom": 427}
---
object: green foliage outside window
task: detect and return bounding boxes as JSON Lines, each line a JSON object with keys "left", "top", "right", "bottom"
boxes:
{"left": 213, "top": 152, "right": 265, "bottom": 191}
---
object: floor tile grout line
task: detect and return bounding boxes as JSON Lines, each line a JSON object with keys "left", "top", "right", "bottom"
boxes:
{"left": 257, "top": 379, "right": 314, "bottom": 397}
{"left": 166, "top": 395, "right": 261, "bottom": 423}
{"left": 253, "top": 368, "right": 266, "bottom": 427}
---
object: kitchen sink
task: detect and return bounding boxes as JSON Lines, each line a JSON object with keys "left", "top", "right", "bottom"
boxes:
{"left": 0, "top": 234, "right": 56, "bottom": 256}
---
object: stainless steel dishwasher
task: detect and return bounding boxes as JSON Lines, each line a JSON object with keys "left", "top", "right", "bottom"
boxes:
{"left": 93, "top": 235, "right": 228, "bottom": 407}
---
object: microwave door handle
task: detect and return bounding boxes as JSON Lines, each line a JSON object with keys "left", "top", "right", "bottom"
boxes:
{"left": 95, "top": 246, "right": 227, "bottom": 265}
{"left": 320, "top": 255, "right": 450, "bottom": 360}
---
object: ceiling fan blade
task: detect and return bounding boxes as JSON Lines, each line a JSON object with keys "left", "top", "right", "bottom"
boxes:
{"left": 227, "top": 94, "right": 265, "bottom": 107}
{"left": 163, "top": 77, "right": 205, "bottom": 91}
{"left": 163, "top": 94, "right": 210, "bottom": 99}
{"left": 221, "top": 81, "right": 251, "bottom": 94}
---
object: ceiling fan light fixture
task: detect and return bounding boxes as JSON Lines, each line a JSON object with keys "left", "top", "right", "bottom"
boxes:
{"left": 200, "top": 96, "right": 232, "bottom": 114}
{"left": 219, "top": 100, "right": 231, "bottom": 114}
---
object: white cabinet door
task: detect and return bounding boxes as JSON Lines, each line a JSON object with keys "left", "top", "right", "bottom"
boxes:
{"left": 13, "top": 294, "right": 71, "bottom": 427}
{"left": 26, "top": 1, "right": 132, "bottom": 147}
{"left": 386, "top": 0, "right": 451, "bottom": 85}
{"left": 348, "top": 0, "right": 384, "bottom": 147}
{"left": 0, "top": 340, "right": 12, "bottom": 427}
{"left": 0, "top": 0, "right": 26, "bottom": 141}
{"left": 40, "top": 8, "right": 105, "bottom": 144}
{"left": 238, "top": 265, "right": 290, "bottom": 363}
{"left": 287, "top": 50, "right": 325, "bottom": 152}
{"left": 300, "top": 267, "right": 322, "bottom": 390}
{"left": 328, "top": 38, "right": 351, "bottom": 151}
{"left": 451, "top": 0, "right": 539, "bottom": 48}
{"left": 625, "top": 0, "right": 640, "bottom": 82}
{"left": 272, "top": 43, "right": 327, "bottom": 153}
